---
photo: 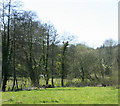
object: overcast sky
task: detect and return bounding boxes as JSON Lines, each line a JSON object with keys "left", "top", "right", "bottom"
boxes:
{"left": 21, "top": 0, "right": 118, "bottom": 48}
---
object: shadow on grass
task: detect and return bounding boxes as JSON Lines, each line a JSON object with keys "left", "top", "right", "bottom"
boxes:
{"left": 4, "top": 88, "right": 79, "bottom": 92}
{"left": 43, "top": 88, "right": 78, "bottom": 91}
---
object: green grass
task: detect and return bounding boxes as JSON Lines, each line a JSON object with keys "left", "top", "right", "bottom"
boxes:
{"left": 2, "top": 87, "right": 118, "bottom": 104}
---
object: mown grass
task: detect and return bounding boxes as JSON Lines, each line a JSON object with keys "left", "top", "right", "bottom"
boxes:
{"left": 2, "top": 87, "right": 118, "bottom": 104}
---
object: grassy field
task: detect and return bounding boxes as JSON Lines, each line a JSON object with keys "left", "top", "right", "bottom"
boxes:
{"left": 2, "top": 87, "right": 118, "bottom": 104}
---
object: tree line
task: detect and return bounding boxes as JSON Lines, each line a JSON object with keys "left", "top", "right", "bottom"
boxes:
{"left": 1, "top": 0, "right": 118, "bottom": 91}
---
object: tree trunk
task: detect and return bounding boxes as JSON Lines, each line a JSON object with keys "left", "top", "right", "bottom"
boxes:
{"left": 45, "top": 34, "right": 49, "bottom": 85}
{"left": 2, "top": 75, "right": 7, "bottom": 92}
{"left": 45, "top": 73, "right": 49, "bottom": 85}
{"left": 2, "top": 0, "right": 11, "bottom": 92}
{"left": 81, "top": 67, "right": 84, "bottom": 81}
{"left": 12, "top": 77, "right": 15, "bottom": 91}
{"left": 61, "top": 58, "right": 64, "bottom": 87}
{"left": 61, "top": 76, "right": 64, "bottom": 87}
{"left": 52, "top": 76, "right": 54, "bottom": 87}
{"left": 16, "top": 78, "right": 18, "bottom": 89}
{"left": 12, "top": 15, "right": 16, "bottom": 91}
{"left": 94, "top": 74, "right": 99, "bottom": 81}
{"left": 51, "top": 43, "right": 54, "bottom": 87}
{"left": 60, "top": 42, "right": 68, "bottom": 87}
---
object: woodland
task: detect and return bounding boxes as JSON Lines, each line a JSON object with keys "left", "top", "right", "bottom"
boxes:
{"left": 0, "top": 0, "right": 119, "bottom": 92}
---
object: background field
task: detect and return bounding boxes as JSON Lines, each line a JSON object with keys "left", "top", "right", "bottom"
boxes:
{"left": 2, "top": 87, "right": 118, "bottom": 104}
{"left": 5, "top": 77, "right": 86, "bottom": 91}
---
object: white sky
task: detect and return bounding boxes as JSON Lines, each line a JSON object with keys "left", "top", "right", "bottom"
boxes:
{"left": 21, "top": 0, "right": 118, "bottom": 48}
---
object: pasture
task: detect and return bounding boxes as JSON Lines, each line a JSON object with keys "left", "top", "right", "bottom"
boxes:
{"left": 2, "top": 87, "right": 118, "bottom": 104}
